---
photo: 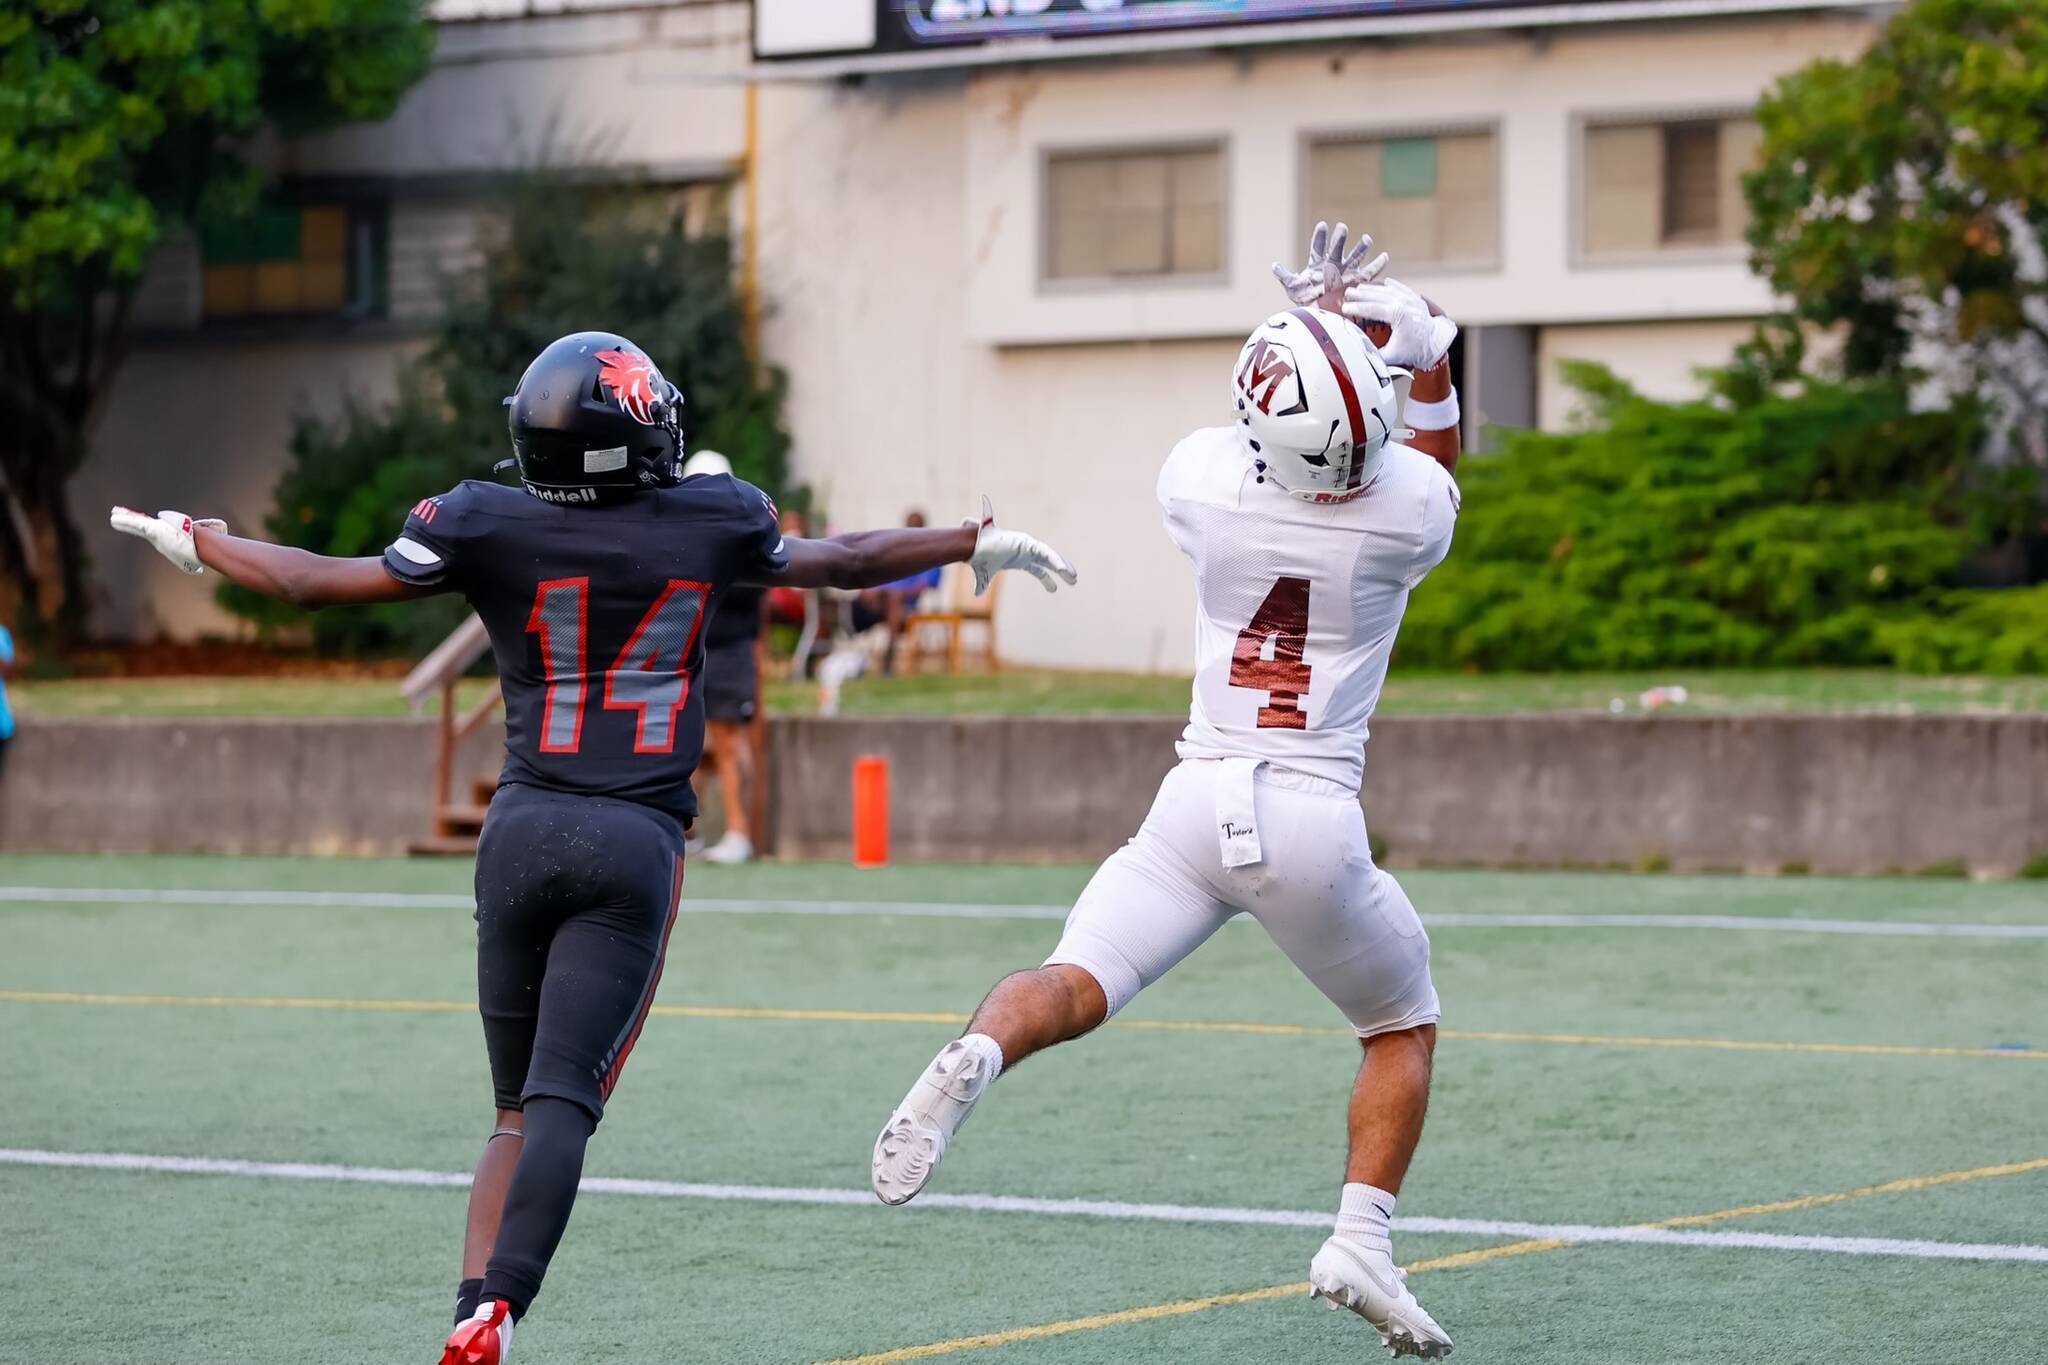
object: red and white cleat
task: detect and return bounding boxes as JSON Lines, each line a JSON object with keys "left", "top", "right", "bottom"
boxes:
{"left": 440, "top": 1299, "right": 515, "bottom": 1365}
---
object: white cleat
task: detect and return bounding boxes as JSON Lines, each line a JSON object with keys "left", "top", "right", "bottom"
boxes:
{"left": 701, "top": 831, "right": 754, "bottom": 865}
{"left": 1309, "top": 1236, "right": 1453, "bottom": 1360}
{"left": 870, "top": 1038, "right": 998, "bottom": 1205}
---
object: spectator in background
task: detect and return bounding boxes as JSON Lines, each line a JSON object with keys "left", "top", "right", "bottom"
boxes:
{"left": 853, "top": 510, "right": 942, "bottom": 675}
{"left": 765, "top": 505, "right": 810, "bottom": 633}
{"left": 683, "top": 452, "right": 764, "bottom": 865}
{"left": 764, "top": 505, "right": 817, "bottom": 678}
{"left": 0, "top": 621, "right": 13, "bottom": 780}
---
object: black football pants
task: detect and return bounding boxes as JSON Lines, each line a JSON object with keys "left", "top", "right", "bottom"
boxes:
{"left": 471, "top": 783, "right": 685, "bottom": 1314}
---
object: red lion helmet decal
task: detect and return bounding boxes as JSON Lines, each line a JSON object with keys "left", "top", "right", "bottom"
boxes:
{"left": 594, "top": 349, "right": 664, "bottom": 426}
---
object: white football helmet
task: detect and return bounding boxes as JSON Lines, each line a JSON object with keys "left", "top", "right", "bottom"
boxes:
{"left": 1231, "top": 306, "right": 1403, "bottom": 503}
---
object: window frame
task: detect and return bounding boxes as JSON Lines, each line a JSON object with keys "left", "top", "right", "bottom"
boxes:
{"left": 1035, "top": 137, "right": 1232, "bottom": 293}
{"left": 1295, "top": 118, "right": 1505, "bottom": 276}
{"left": 1570, "top": 105, "right": 1758, "bottom": 269}
{"left": 198, "top": 191, "right": 391, "bottom": 326}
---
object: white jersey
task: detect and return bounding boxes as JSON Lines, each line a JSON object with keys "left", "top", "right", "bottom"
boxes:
{"left": 1160, "top": 425, "right": 1459, "bottom": 792}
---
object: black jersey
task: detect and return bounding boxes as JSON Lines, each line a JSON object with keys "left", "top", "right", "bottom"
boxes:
{"left": 383, "top": 474, "right": 787, "bottom": 823}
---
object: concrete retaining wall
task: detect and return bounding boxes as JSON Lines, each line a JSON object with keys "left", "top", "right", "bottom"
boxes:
{"left": 769, "top": 714, "right": 2048, "bottom": 876}
{"left": 1363, "top": 714, "right": 2047, "bottom": 876}
{"left": 5, "top": 714, "right": 2045, "bottom": 875}
{"left": 768, "top": 716, "right": 1184, "bottom": 864}
{"left": 0, "top": 718, "right": 502, "bottom": 856}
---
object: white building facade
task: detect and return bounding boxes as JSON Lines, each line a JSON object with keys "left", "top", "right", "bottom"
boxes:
{"left": 90, "top": 0, "right": 1881, "bottom": 669}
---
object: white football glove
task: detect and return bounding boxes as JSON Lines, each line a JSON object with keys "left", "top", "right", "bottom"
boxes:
{"left": 109, "top": 506, "right": 225, "bottom": 575}
{"left": 1342, "top": 278, "right": 1458, "bottom": 373}
{"left": 1272, "top": 221, "right": 1390, "bottom": 308}
{"left": 963, "top": 495, "right": 1077, "bottom": 596}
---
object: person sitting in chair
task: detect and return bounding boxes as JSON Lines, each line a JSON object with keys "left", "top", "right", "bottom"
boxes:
{"left": 852, "top": 510, "right": 942, "bottom": 675}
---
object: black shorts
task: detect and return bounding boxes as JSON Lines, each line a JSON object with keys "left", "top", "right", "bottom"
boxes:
{"left": 701, "top": 637, "right": 758, "bottom": 723}
{"left": 473, "top": 783, "right": 686, "bottom": 1122}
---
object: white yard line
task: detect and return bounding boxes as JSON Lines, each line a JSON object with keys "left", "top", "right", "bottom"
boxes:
{"left": 2, "top": 1147, "right": 2042, "bottom": 1265}
{"left": 2, "top": 885, "right": 2046, "bottom": 937}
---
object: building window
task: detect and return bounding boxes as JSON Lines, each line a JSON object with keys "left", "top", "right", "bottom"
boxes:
{"left": 1305, "top": 128, "right": 1498, "bottom": 267}
{"left": 590, "top": 181, "right": 733, "bottom": 238}
{"left": 200, "top": 201, "right": 387, "bottom": 319}
{"left": 1044, "top": 144, "right": 1224, "bottom": 283}
{"left": 1582, "top": 116, "right": 1761, "bottom": 255}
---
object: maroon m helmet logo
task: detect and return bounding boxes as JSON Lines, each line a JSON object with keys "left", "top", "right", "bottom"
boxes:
{"left": 1236, "top": 338, "right": 1304, "bottom": 416}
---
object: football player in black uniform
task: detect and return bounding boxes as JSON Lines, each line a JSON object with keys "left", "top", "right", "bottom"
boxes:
{"left": 110, "top": 331, "right": 1075, "bottom": 1365}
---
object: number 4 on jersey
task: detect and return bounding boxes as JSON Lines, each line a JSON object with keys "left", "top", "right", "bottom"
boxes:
{"left": 1230, "top": 576, "right": 1313, "bottom": 729}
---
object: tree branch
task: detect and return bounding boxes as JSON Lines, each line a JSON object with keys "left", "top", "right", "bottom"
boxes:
{"left": 80, "top": 284, "right": 137, "bottom": 447}
{"left": 67, "top": 274, "right": 103, "bottom": 422}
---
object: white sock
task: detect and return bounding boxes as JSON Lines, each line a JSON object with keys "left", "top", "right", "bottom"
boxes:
{"left": 1335, "top": 1182, "right": 1396, "bottom": 1255}
{"left": 951, "top": 1032, "right": 1005, "bottom": 1084}
{"left": 954, "top": 1031, "right": 1003, "bottom": 1080}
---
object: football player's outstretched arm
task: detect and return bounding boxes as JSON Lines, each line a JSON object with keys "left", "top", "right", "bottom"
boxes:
{"left": 773, "top": 525, "right": 976, "bottom": 591}
{"left": 761, "top": 497, "right": 1076, "bottom": 596}
{"left": 109, "top": 509, "right": 430, "bottom": 608}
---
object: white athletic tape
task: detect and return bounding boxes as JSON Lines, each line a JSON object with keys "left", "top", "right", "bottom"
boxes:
{"left": 2, "top": 1147, "right": 2042, "bottom": 1264}
{"left": 2, "top": 886, "right": 2045, "bottom": 938}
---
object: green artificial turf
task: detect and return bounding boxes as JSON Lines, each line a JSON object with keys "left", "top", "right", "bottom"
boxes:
{"left": 0, "top": 855, "right": 2043, "bottom": 1364}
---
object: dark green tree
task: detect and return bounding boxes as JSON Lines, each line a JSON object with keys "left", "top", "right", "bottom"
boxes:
{"left": 1398, "top": 363, "right": 2048, "bottom": 673}
{"left": 1745, "top": 0, "right": 2048, "bottom": 404}
{"left": 0, "top": 0, "right": 433, "bottom": 642}
{"left": 222, "top": 178, "right": 790, "bottom": 657}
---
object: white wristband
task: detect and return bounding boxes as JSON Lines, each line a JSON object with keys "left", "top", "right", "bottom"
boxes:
{"left": 1403, "top": 386, "right": 1460, "bottom": 432}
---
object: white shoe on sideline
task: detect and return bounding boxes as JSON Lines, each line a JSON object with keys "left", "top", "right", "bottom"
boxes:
{"left": 871, "top": 1039, "right": 997, "bottom": 1205}
{"left": 702, "top": 831, "right": 754, "bottom": 865}
{"left": 1309, "top": 1235, "right": 1453, "bottom": 1359}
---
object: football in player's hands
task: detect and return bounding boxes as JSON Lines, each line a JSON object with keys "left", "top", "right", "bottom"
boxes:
{"left": 109, "top": 506, "right": 225, "bottom": 575}
{"left": 963, "top": 495, "right": 1078, "bottom": 596}
{"left": 1344, "top": 280, "right": 1456, "bottom": 374}
{"left": 1356, "top": 294, "right": 1442, "bottom": 350}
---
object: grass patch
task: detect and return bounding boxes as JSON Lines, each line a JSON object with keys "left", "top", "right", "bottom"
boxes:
{"left": 13, "top": 667, "right": 2048, "bottom": 720}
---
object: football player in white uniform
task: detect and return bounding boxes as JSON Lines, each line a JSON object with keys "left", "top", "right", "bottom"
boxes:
{"left": 870, "top": 227, "right": 1464, "bottom": 1360}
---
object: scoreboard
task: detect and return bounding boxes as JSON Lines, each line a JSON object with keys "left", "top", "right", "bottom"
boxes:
{"left": 755, "top": 0, "right": 1659, "bottom": 59}
{"left": 899, "top": 0, "right": 1562, "bottom": 45}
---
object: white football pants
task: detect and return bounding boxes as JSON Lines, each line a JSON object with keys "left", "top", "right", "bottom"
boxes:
{"left": 1044, "top": 758, "right": 1440, "bottom": 1037}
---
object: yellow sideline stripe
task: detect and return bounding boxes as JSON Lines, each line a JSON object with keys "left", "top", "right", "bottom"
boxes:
{"left": 810, "top": 1157, "right": 2048, "bottom": 1365}
{"left": 0, "top": 990, "right": 2041, "bottom": 1062}
{"left": 805, "top": 1237, "right": 1572, "bottom": 1365}
{"left": 1646, "top": 1158, "right": 2048, "bottom": 1228}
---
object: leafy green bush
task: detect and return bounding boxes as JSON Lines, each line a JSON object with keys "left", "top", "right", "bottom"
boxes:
{"left": 221, "top": 177, "right": 789, "bottom": 655}
{"left": 1398, "top": 363, "right": 2044, "bottom": 672}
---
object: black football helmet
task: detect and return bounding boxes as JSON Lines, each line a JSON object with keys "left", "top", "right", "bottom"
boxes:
{"left": 504, "top": 331, "right": 684, "bottom": 504}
